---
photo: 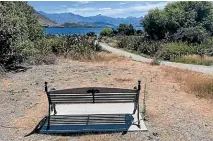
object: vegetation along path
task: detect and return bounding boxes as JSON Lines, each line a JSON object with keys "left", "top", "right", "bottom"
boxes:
{"left": 99, "top": 42, "right": 213, "bottom": 75}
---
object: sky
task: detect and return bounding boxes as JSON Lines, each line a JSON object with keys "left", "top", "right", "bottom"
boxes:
{"left": 28, "top": 1, "right": 168, "bottom": 18}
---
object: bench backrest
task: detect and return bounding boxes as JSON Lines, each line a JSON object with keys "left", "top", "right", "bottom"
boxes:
{"left": 46, "top": 87, "right": 138, "bottom": 104}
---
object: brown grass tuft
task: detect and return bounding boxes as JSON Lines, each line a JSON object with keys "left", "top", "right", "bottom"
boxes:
{"left": 171, "top": 55, "right": 213, "bottom": 66}
{"left": 162, "top": 66, "right": 213, "bottom": 98}
{"left": 75, "top": 52, "right": 125, "bottom": 63}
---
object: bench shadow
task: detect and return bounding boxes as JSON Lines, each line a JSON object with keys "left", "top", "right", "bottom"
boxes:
{"left": 26, "top": 114, "right": 135, "bottom": 137}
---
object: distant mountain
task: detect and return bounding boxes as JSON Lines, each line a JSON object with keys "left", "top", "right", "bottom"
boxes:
{"left": 38, "top": 11, "right": 143, "bottom": 27}
{"left": 34, "top": 11, "right": 59, "bottom": 27}
{"left": 62, "top": 22, "right": 107, "bottom": 28}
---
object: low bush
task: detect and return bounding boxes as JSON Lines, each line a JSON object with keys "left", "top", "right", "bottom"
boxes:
{"left": 172, "top": 26, "right": 210, "bottom": 43}
{"left": 28, "top": 53, "right": 57, "bottom": 65}
{"left": 86, "top": 32, "right": 96, "bottom": 37}
{"left": 117, "top": 24, "right": 135, "bottom": 35}
{"left": 163, "top": 42, "right": 196, "bottom": 60}
{"left": 100, "top": 28, "right": 113, "bottom": 36}
{"left": 117, "top": 36, "right": 163, "bottom": 57}
{"left": 51, "top": 35, "right": 99, "bottom": 60}
{"left": 138, "top": 40, "right": 164, "bottom": 56}
{"left": 107, "top": 35, "right": 213, "bottom": 66}
{"left": 202, "top": 38, "right": 213, "bottom": 56}
{"left": 25, "top": 38, "right": 57, "bottom": 65}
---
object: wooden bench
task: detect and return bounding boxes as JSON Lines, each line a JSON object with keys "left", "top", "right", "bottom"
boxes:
{"left": 44, "top": 80, "right": 141, "bottom": 132}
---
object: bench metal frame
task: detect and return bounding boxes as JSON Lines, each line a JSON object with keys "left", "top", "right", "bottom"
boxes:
{"left": 44, "top": 80, "right": 141, "bottom": 130}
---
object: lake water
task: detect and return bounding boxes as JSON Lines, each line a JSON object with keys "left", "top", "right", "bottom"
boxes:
{"left": 45, "top": 27, "right": 143, "bottom": 35}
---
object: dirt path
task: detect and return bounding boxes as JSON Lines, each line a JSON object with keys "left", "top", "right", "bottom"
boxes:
{"left": 99, "top": 42, "right": 213, "bottom": 75}
{"left": 0, "top": 53, "right": 213, "bottom": 141}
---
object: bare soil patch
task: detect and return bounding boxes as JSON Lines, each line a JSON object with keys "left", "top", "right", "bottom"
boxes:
{"left": 0, "top": 53, "right": 213, "bottom": 141}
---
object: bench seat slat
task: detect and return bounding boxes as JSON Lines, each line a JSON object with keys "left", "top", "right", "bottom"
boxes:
{"left": 50, "top": 121, "right": 126, "bottom": 123}
{"left": 51, "top": 97, "right": 135, "bottom": 101}
{"left": 49, "top": 93, "right": 136, "bottom": 96}
{"left": 52, "top": 101, "right": 135, "bottom": 104}
{"left": 48, "top": 114, "right": 133, "bottom": 125}
{"left": 50, "top": 94, "right": 136, "bottom": 96}
{"left": 50, "top": 117, "right": 126, "bottom": 121}
{"left": 50, "top": 118, "right": 127, "bottom": 121}
{"left": 51, "top": 114, "right": 127, "bottom": 117}
{"left": 49, "top": 87, "right": 136, "bottom": 94}
{"left": 50, "top": 96, "right": 136, "bottom": 100}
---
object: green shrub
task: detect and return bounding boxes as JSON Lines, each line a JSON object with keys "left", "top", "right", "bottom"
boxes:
{"left": 86, "top": 32, "right": 96, "bottom": 37}
{"left": 142, "top": 1, "right": 213, "bottom": 42}
{"left": 138, "top": 40, "right": 163, "bottom": 56}
{"left": 172, "top": 26, "right": 209, "bottom": 43}
{"left": 202, "top": 38, "right": 213, "bottom": 56}
{"left": 117, "top": 24, "right": 135, "bottom": 35}
{"left": 27, "top": 38, "right": 56, "bottom": 65}
{"left": 163, "top": 42, "right": 196, "bottom": 60}
{"left": 0, "top": 2, "right": 44, "bottom": 68}
{"left": 117, "top": 36, "right": 163, "bottom": 57}
{"left": 100, "top": 28, "right": 113, "bottom": 36}
{"left": 51, "top": 35, "right": 99, "bottom": 60}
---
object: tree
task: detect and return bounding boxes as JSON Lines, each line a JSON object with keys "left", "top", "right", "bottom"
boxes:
{"left": 117, "top": 24, "right": 135, "bottom": 35}
{"left": 100, "top": 28, "right": 113, "bottom": 36}
{"left": 0, "top": 2, "right": 44, "bottom": 68}
{"left": 142, "top": 8, "right": 167, "bottom": 40}
{"left": 142, "top": 1, "right": 213, "bottom": 42}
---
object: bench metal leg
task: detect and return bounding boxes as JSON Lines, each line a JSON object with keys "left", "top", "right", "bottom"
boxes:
{"left": 47, "top": 117, "right": 50, "bottom": 130}
{"left": 53, "top": 104, "right": 57, "bottom": 115}
{"left": 132, "top": 103, "right": 141, "bottom": 128}
{"left": 132, "top": 102, "right": 137, "bottom": 114}
{"left": 137, "top": 103, "right": 140, "bottom": 128}
{"left": 47, "top": 105, "right": 50, "bottom": 130}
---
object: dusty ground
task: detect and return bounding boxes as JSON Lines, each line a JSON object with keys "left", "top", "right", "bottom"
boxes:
{"left": 0, "top": 53, "right": 213, "bottom": 141}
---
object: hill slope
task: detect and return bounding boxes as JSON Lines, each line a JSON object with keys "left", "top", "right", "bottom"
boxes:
{"left": 35, "top": 11, "right": 59, "bottom": 27}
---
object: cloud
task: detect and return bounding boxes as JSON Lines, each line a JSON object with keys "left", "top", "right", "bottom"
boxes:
{"left": 66, "top": 7, "right": 95, "bottom": 12}
{"left": 119, "top": 2, "right": 127, "bottom": 5}
{"left": 55, "top": 2, "right": 168, "bottom": 18}
{"left": 78, "top": 1, "right": 90, "bottom": 4}
{"left": 99, "top": 8, "right": 112, "bottom": 11}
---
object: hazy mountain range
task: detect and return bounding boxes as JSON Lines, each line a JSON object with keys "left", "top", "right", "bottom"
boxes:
{"left": 38, "top": 11, "right": 143, "bottom": 27}
{"left": 35, "top": 11, "right": 59, "bottom": 27}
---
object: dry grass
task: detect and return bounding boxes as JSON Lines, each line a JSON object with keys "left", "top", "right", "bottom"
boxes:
{"left": 74, "top": 52, "right": 125, "bottom": 63}
{"left": 171, "top": 55, "right": 213, "bottom": 66}
{"left": 162, "top": 66, "right": 213, "bottom": 98}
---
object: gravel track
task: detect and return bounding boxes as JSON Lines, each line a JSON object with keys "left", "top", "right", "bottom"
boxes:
{"left": 99, "top": 42, "right": 213, "bottom": 75}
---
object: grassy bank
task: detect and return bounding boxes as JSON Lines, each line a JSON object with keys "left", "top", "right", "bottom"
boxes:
{"left": 171, "top": 55, "right": 213, "bottom": 66}
{"left": 100, "top": 36, "right": 213, "bottom": 66}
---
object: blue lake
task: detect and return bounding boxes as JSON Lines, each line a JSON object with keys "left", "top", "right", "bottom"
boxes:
{"left": 44, "top": 27, "right": 143, "bottom": 35}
